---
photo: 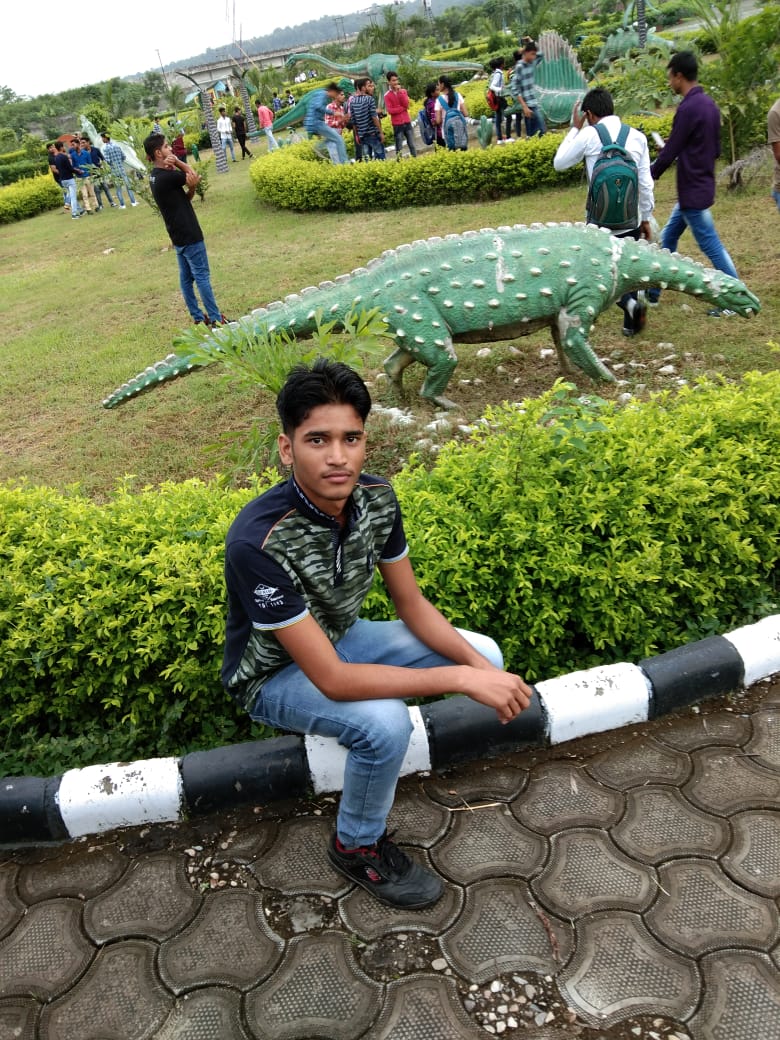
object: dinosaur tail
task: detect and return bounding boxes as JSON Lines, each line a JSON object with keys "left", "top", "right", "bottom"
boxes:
{"left": 101, "top": 352, "right": 203, "bottom": 409}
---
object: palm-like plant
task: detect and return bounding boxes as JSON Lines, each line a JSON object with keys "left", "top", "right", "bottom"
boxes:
{"left": 164, "top": 83, "right": 186, "bottom": 117}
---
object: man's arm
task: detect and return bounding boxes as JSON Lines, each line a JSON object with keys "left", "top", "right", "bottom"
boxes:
{"left": 553, "top": 104, "right": 591, "bottom": 172}
{"left": 650, "top": 105, "right": 688, "bottom": 180}
{"left": 272, "top": 555, "right": 531, "bottom": 723}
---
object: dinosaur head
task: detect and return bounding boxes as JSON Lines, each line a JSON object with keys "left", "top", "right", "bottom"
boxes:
{"left": 706, "top": 273, "right": 761, "bottom": 318}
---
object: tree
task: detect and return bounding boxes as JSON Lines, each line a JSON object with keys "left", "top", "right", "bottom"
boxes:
{"left": 142, "top": 71, "right": 165, "bottom": 113}
{"left": 164, "top": 83, "right": 186, "bottom": 117}
{"left": 80, "top": 102, "right": 113, "bottom": 134}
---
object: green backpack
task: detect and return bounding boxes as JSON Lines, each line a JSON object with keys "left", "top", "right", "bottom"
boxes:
{"left": 586, "top": 122, "right": 639, "bottom": 232}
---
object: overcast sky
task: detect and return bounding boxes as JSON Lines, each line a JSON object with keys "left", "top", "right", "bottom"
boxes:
{"left": 6, "top": 0, "right": 371, "bottom": 98}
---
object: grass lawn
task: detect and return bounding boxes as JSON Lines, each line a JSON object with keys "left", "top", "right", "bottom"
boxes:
{"left": 0, "top": 150, "right": 777, "bottom": 498}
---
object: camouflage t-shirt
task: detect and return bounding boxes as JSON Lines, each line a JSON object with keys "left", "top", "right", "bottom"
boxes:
{"left": 222, "top": 474, "right": 408, "bottom": 712}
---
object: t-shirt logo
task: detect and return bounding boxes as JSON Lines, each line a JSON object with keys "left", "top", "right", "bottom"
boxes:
{"left": 254, "top": 583, "right": 284, "bottom": 608}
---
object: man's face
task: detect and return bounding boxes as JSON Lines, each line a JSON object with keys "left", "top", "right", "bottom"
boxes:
{"left": 388, "top": 75, "right": 399, "bottom": 90}
{"left": 365, "top": 80, "right": 375, "bottom": 95}
{"left": 667, "top": 69, "right": 684, "bottom": 95}
{"left": 278, "top": 403, "right": 367, "bottom": 517}
{"left": 522, "top": 49, "right": 536, "bottom": 63}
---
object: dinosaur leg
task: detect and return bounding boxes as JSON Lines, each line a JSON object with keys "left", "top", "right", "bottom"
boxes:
{"left": 550, "top": 323, "right": 574, "bottom": 375}
{"left": 558, "top": 306, "right": 616, "bottom": 382}
{"left": 384, "top": 348, "right": 415, "bottom": 391}
{"left": 418, "top": 337, "right": 458, "bottom": 410}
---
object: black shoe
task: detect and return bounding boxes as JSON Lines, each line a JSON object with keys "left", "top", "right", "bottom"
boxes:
{"left": 632, "top": 298, "right": 647, "bottom": 335}
{"left": 328, "top": 830, "right": 444, "bottom": 909}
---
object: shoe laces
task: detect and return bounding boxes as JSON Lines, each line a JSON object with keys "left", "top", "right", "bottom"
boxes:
{"left": 374, "top": 830, "right": 411, "bottom": 876}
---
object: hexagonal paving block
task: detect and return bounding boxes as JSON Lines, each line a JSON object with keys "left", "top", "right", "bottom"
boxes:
{"left": 154, "top": 987, "right": 251, "bottom": 1040}
{"left": 0, "top": 997, "right": 37, "bottom": 1040}
{"left": 439, "top": 879, "right": 572, "bottom": 984}
{"left": 16, "top": 844, "right": 128, "bottom": 904}
{"left": 585, "top": 736, "right": 691, "bottom": 790}
{"left": 684, "top": 747, "right": 780, "bottom": 815}
{"left": 365, "top": 975, "right": 486, "bottom": 1039}
{"left": 430, "top": 805, "right": 547, "bottom": 884}
{"left": 722, "top": 810, "right": 780, "bottom": 898}
{"left": 387, "top": 786, "right": 451, "bottom": 848}
{"left": 83, "top": 851, "right": 200, "bottom": 943}
{"left": 422, "top": 764, "right": 527, "bottom": 808}
{"left": 532, "top": 829, "right": 655, "bottom": 918}
{"left": 558, "top": 911, "right": 700, "bottom": 1028}
{"left": 654, "top": 710, "right": 752, "bottom": 751}
{"left": 611, "top": 785, "right": 730, "bottom": 864}
{"left": 201, "top": 819, "right": 277, "bottom": 865}
{"left": 250, "top": 816, "right": 351, "bottom": 898}
{"left": 244, "top": 932, "right": 382, "bottom": 1040}
{"left": 744, "top": 709, "right": 780, "bottom": 770}
{"left": 0, "top": 864, "right": 23, "bottom": 941}
{"left": 340, "top": 860, "right": 463, "bottom": 941}
{"left": 511, "top": 762, "right": 623, "bottom": 835}
{"left": 689, "top": 950, "right": 780, "bottom": 1040}
{"left": 159, "top": 888, "right": 283, "bottom": 992}
{"left": 39, "top": 940, "right": 173, "bottom": 1040}
{"left": 645, "top": 858, "right": 778, "bottom": 957}
{"left": 0, "top": 899, "right": 93, "bottom": 1001}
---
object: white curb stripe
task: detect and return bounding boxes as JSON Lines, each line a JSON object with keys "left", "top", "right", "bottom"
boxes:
{"left": 57, "top": 758, "right": 183, "bottom": 837}
{"left": 724, "top": 614, "right": 780, "bottom": 688}
{"left": 305, "top": 706, "right": 432, "bottom": 796}
{"left": 537, "top": 662, "right": 651, "bottom": 746}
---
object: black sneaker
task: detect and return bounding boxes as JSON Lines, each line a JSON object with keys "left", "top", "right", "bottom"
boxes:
{"left": 632, "top": 297, "right": 647, "bottom": 334}
{"left": 328, "top": 830, "right": 444, "bottom": 909}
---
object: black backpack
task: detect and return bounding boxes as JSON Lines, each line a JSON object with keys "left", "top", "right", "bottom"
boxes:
{"left": 586, "top": 122, "right": 639, "bottom": 232}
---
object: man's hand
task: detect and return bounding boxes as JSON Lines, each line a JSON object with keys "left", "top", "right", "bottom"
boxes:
{"left": 571, "top": 101, "right": 586, "bottom": 130}
{"left": 639, "top": 219, "right": 652, "bottom": 240}
{"left": 460, "top": 667, "right": 533, "bottom": 724}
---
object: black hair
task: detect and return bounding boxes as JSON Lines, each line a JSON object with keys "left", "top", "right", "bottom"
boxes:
{"left": 354, "top": 77, "right": 368, "bottom": 91}
{"left": 668, "top": 50, "right": 698, "bottom": 81}
{"left": 580, "top": 87, "right": 614, "bottom": 120}
{"left": 143, "top": 132, "right": 165, "bottom": 159}
{"left": 437, "top": 75, "right": 456, "bottom": 109}
{"left": 489, "top": 57, "right": 505, "bottom": 70}
{"left": 424, "top": 81, "right": 437, "bottom": 100}
{"left": 54, "top": 141, "right": 65, "bottom": 151}
{"left": 325, "top": 81, "right": 341, "bottom": 92}
{"left": 386, "top": 70, "right": 398, "bottom": 80}
{"left": 276, "top": 359, "right": 372, "bottom": 434}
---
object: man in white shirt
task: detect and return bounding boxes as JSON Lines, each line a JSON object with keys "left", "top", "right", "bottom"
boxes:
{"left": 554, "top": 87, "right": 655, "bottom": 337}
{"left": 216, "top": 106, "right": 237, "bottom": 162}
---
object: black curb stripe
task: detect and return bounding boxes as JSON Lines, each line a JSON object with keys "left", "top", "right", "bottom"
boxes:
{"left": 0, "top": 775, "right": 67, "bottom": 844}
{"left": 180, "top": 735, "right": 309, "bottom": 816}
{"left": 640, "top": 635, "right": 745, "bottom": 719}
{"left": 421, "top": 689, "right": 546, "bottom": 770}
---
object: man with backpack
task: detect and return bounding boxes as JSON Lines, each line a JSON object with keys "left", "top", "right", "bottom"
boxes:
{"left": 553, "top": 87, "right": 654, "bottom": 337}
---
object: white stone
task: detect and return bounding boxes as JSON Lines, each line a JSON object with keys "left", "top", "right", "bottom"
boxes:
{"left": 618, "top": 393, "right": 633, "bottom": 404}
{"left": 490, "top": 979, "right": 502, "bottom": 993}
{"left": 537, "top": 663, "right": 651, "bottom": 745}
{"left": 431, "top": 958, "right": 448, "bottom": 971}
{"left": 724, "top": 614, "right": 780, "bottom": 686}
{"left": 657, "top": 365, "right": 676, "bottom": 375}
{"left": 58, "top": 758, "right": 183, "bottom": 838}
{"left": 539, "top": 348, "right": 555, "bottom": 359}
{"left": 476, "top": 347, "right": 493, "bottom": 358}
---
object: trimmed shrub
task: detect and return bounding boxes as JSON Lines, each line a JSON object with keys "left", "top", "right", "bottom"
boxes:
{"left": 0, "top": 158, "right": 49, "bottom": 187}
{"left": 0, "top": 174, "right": 62, "bottom": 224}
{"left": 1, "top": 374, "right": 778, "bottom": 775}
{"left": 0, "top": 149, "right": 27, "bottom": 166}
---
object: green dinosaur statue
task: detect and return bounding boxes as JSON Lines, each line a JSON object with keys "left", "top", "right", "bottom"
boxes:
{"left": 503, "top": 31, "right": 588, "bottom": 128}
{"left": 286, "top": 51, "right": 483, "bottom": 90}
{"left": 102, "top": 222, "right": 760, "bottom": 412}
{"left": 589, "top": 26, "right": 673, "bottom": 77}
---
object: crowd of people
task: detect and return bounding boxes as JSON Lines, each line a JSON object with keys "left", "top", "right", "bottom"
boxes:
{"left": 48, "top": 133, "right": 140, "bottom": 218}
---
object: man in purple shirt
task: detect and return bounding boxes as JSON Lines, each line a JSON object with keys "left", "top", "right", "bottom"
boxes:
{"left": 649, "top": 51, "right": 738, "bottom": 315}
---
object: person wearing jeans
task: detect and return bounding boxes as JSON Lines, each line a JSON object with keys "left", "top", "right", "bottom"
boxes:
{"left": 216, "top": 107, "right": 237, "bottom": 162}
{"left": 144, "top": 132, "right": 229, "bottom": 325}
{"left": 101, "top": 133, "right": 138, "bottom": 207}
{"left": 304, "top": 81, "right": 349, "bottom": 164}
{"left": 649, "top": 51, "right": 738, "bottom": 311}
{"left": 52, "top": 142, "right": 82, "bottom": 218}
{"left": 222, "top": 360, "right": 532, "bottom": 910}
{"left": 384, "top": 71, "right": 417, "bottom": 157}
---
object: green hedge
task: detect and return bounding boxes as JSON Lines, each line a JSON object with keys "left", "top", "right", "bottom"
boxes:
{"left": 250, "top": 113, "right": 674, "bottom": 213}
{"left": 0, "top": 174, "right": 62, "bottom": 224}
{"left": 0, "top": 158, "right": 48, "bottom": 187}
{"left": 0, "top": 149, "right": 27, "bottom": 166}
{"left": 2, "top": 374, "right": 778, "bottom": 775}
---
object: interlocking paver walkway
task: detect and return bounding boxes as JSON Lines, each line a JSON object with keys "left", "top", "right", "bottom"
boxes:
{"left": 1, "top": 678, "right": 779, "bottom": 1040}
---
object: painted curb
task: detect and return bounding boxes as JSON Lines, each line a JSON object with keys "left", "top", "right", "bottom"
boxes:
{"left": 2, "top": 614, "right": 778, "bottom": 845}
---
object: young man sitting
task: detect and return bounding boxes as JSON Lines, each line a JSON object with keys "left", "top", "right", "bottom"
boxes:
{"left": 222, "top": 360, "right": 532, "bottom": 909}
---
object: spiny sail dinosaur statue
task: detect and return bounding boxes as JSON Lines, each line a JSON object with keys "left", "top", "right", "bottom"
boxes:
{"left": 102, "top": 222, "right": 760, "bottom": 411}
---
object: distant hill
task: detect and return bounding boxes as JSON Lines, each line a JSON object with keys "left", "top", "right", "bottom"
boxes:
{"left": 132, "top": 0, "right": 479, "bottom": 77}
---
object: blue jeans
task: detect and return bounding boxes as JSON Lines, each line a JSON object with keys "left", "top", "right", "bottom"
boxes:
{"left": 221, "top": 135, "right": 236, "bottom": 161}
{"left": 359, "top": 131, "right": 385, "bottom": 161}
{"left": 61, "top": 177, "right": 81, "bottom": 215}
{"left": 174, "top": 239, "right": 221, "bottom": 323}
{"left": 773, "top": 189, "right": 780, "bottom": 213}
{"left": 648, "top": 203, "right": 738, "bottom": 304}
{"left": 111, "top": 170, "right": 136, "bottom": 206}
{"left": 495, "top": 97, "right": 508, "bottom": 141}
{"left": 250, "top": 618, "right": 503, "bottom": 847}
{"left": 524, "top": 108, "right": 546, "bottom": 137}
{"left": 94, "top": 180, "right": 115, "bottom": 207}
{"left": 263, "top": 127, "right": 278, "bottom": 151}
{"left": 392, "top": 121, "right": 417, "bottom": 157}
{"left": 308, "top": 120, "right": 348, "bottom": 164}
